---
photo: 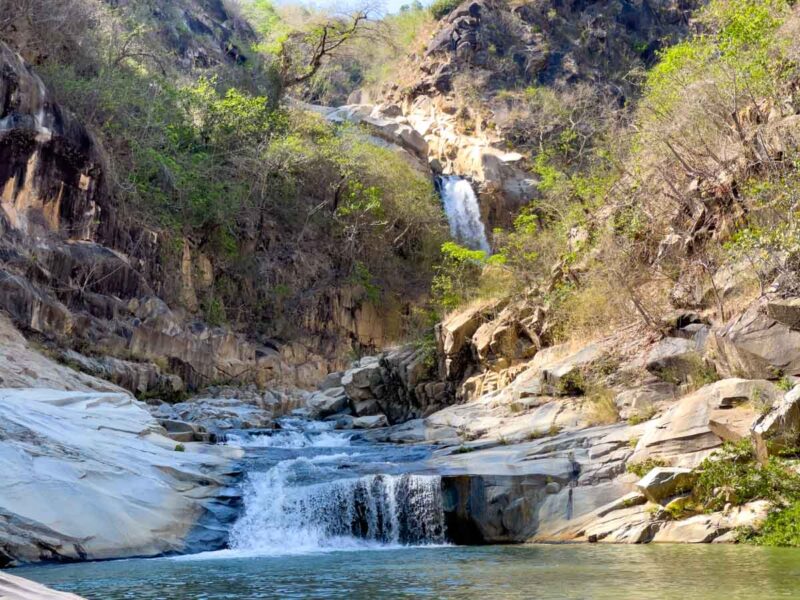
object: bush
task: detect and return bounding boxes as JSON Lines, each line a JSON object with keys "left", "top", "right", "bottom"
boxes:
{"left": 750, "top": 501, "right": 800, "bottom": 547}
{"left": 430, "top": 0, "right": 461, "bottom": 20}
{"left": 694, "top": 440, "right": 800, "bottom": 512}
{"left": 626, "top": 458, "right": 668, "bottom": 478}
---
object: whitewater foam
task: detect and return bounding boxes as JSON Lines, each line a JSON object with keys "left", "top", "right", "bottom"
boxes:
{"left": 437, "top": 175, "right": 491, "bottom": 253}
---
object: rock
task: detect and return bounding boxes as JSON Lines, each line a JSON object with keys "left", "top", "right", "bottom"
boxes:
{"left": 652, "top": 514, "right": 727, "bottom": 543}
{"left": 60, "top": 349, "right": 184, "bottom": 398}
{"left": 752, "top": 385, "right": 800, "bottom": 461}
{"left": 629, "top": 380, "right": 765, "bottom": 467}
{"left": 149, "top": 393, "right": 280, "bottom": 433}
{"left": 342, "top": 363, "right": 384, "bottom": 401}
{"left": 437, "top": 302, "right": 496, "bottom": 380}
{"left": 0, "top": 572, "right": 85, "bottom": 599}
{"left": 0, "top": 389, "right": 241, "bottom": 565}
{"left": 306, "top": 387, "right": 349, "bottom": 419}
{"left": 615, "top": 382, "right": 676, "bottom": 420}
{"left": 766, "top": 297, "right": 800, "bottom": 329}
{"left": 352, "top": 414, "right": 389, "bottom": 429}
{"left": 708, "top": 304, "right": 800, "bottom": 379}
{"left": 0, "top": 314, "right": 124, "bottom": 393}
{"left": 471, "top": 301, "right": 539, "bottom": 366}
{"left": 319, "top": 372, "right": 344, "bottom": 390}
{"left": 645, "top": 337, "right": 707, "bottom": 384}
{"left": 636, "top": 468, "right": 696, "bottom": 504}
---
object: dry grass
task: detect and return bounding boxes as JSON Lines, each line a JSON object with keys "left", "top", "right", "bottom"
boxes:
{"left": 585, "top": 385, "right": 621, "bottom": 426}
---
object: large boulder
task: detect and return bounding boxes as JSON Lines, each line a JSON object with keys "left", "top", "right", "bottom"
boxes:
{"left": 752, "top": 386, "right": 800, "bottom": 462}
{"left": 708, "top": 304, "right": 800, "bottom": 379}
{"left": 629, "top": 379, "right": 768, "bottom": 467}
{"left": 645, "top": 337, "right": 707, "bottom": 384}
{"left": 306, "top": 387, "right": 349, "bottom": 419}
{"left": 0, "top": 389, "right": 241, "bottom": 565}
{"left": 635, "top": 468, "right": 696, "bottom": 504}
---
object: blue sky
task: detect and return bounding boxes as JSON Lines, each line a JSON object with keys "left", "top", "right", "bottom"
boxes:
{"left": 275, "top": 0, "right": 431, "bottom": 15}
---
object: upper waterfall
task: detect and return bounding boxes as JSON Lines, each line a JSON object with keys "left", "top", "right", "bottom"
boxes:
{"left": 436, "top": 175, "right": 491, "bottom": 254}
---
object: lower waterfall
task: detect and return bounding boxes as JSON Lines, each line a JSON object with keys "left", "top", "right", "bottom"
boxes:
{"left": 223, "top": 423, "right": 446, "bottom": 556}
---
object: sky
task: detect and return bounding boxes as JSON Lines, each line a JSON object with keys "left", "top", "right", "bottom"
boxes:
{"left": 275, "top": 0, "right": 431, "bottom": 15}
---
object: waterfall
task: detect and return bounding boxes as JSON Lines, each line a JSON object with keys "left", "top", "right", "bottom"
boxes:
{"left": 228, "top": 459, "right": 446, "bottom": 555}
{"left": 222, "top": 430, "right": 445, "bottom": 555}
{"left": 436, "top": 175, "right": 491, "bottom": 253}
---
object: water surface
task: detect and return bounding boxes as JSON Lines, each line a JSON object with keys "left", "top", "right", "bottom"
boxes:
{"left": 15, "top": 544, "right": 800, "bottom": 599}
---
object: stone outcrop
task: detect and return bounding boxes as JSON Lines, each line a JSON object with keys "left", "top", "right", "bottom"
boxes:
{"left": 0, "top": 388, "right": 242, "bottom": 566}
{"left": 0, "top": 572, "right": 85, "bottom": 599}
{"left": 752, "top": 385, "right": 800, "bottom": 462}
{"left": 629, "top": 379, "right": 771, "bottom": 468}
{"left": 324, "top": 347, "right": 456, "bottom": 426}
{"left": 635, "top": 468, "right": 696, "bottom": 504}
{"left": 708, "top": 303, "right": 800, "bottom": 379}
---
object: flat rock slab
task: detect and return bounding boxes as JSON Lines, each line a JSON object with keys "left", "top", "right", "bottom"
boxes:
{"left": 0, "top": 388, "right": 241, "bottom": 564}
{"left": 0, "top": 572, "right": 85, "bottom": 599}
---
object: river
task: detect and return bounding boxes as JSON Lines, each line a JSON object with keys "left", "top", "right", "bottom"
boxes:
{"left": 14, "top": 418, "right": 800, "bottom": 599}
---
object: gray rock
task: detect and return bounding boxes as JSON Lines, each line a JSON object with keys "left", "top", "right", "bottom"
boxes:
{"left": 767, "top": 297, "right": 800, "bottom": 329}
{"left": 352, "top": 414, "right": 389, "bottom": 429}
{"left": 0, "top": 572, "right": 85, "bottom": 599}
{"left": 645, "top": 337, "right": 706, "bottom": 384}
{"left": 708, "top": 304, "right": 800, "bottom": 379}
{"left": 0, "top": 389, "right": 241, "bottom": 565}
{"left": 636, "top": 467, "right": 696, "bottom": 504}
{"left": 306, "top": 388, "right": 349, "bottom": 419}
{"left": 752, "top": 385, "right": 800, "bottom": 461}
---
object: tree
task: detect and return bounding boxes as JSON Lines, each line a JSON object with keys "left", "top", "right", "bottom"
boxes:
{"left": 271, "top": 7, "right": 379, "bottom": 93}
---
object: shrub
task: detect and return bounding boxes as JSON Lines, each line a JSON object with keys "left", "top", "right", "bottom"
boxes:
{"left": 694, "top": 440, "right": 800, "bottom": 512}
{"left": 174, "top": 443, "right": 186, "bottom": 452}
{"left": 430, "top": 0, "right": 462, "bottom": 20}
{"left": 586, "top": 386, "right": 620, "bottom": 426}
{"left": 750, "top": 501, "right": 800, "bottom": 547}
{"left": 626, "top": 458, "right": 668, "bottom": 478}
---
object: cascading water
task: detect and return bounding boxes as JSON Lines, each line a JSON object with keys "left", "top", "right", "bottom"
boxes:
{"left": 216, "top": 421, "right": 446, "bottom": 557}
{"left": 436, "top": 175, "right": 491, "bottom": 253}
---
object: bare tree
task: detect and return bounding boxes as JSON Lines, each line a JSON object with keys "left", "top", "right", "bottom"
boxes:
{"left": 275, "top": 7, "right": 379, "bottom": 92}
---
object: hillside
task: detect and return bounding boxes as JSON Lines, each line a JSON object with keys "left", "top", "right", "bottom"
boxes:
{"left": 6, "top": 0, "right": 800, "bottom": 592}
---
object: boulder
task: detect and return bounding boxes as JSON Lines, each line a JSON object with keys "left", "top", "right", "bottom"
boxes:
{"left": 306, "top": 387, "right": 349, "bottom": 419}
{"left": 352, "top": 414, "right": 389, "bottom": 429}
{"left": 645, "top": 337, "right": 707, "bottom": 384}
{"left": 752, "top": 386, "right": 800, "bottom": 461}
{"left": 615, "top": 382, "right": 676, "bottom": 420}
{"left": 766, "top": 297, "right": 800, "bottom": 329}
{"left": 0, "top": 389, "right": 241, "bottom": 565}
{"left": 342, "top": 363, "right": 384, "bottom": 401}
{"left": 636, "top": 468, "right": 696, "bottom": 504}
{"left": 437, "top": 302, "right": 495, "bottom": 380}
{"left": 630, "top": 379, "right": 765, "bottom": 467}
{"left": 708, "top": 304, "right": 800, "bottom": 379}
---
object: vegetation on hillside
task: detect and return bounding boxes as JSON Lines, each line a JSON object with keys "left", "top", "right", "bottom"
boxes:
{"left": 440, "top": 0, "right": 800, "bottom": 345}
{"left": 2, "top": 0, "right": 445, "bottom": 346}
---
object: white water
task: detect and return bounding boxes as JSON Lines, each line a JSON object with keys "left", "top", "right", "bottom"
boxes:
{"left": 188, "top": 424, "right": 447, "bottom": 559}
{"left": 438, "top": 175, "right": 491, "bottom": 253}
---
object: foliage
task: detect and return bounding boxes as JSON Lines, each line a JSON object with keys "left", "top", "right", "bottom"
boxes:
{"left": 586, "top": 386, "right": 621, "bottom": 426}
{"left": 626, "top": 458, "right": 668, "bottom": 478}
{"left": 430, "top": 0, "right": 462, "bottom": 20}
{"left": 749, "top": 501, "right": 800, "bottom": 547}
{"left": 694, "top": 440, "right": 800, "bottom": 512}
{"left": 431, "top": 242, "right": 490, "bottom": 310}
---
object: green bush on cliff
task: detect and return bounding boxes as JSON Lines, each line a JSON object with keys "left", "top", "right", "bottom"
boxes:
{"left": 430, "top": 0, "right": 461, "bottom": 20}
{"left": 694, "top": 440, "right": 800, "bottom": 512}
{"left": 749, "top": 501, "right": 800, "bottom": 547}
